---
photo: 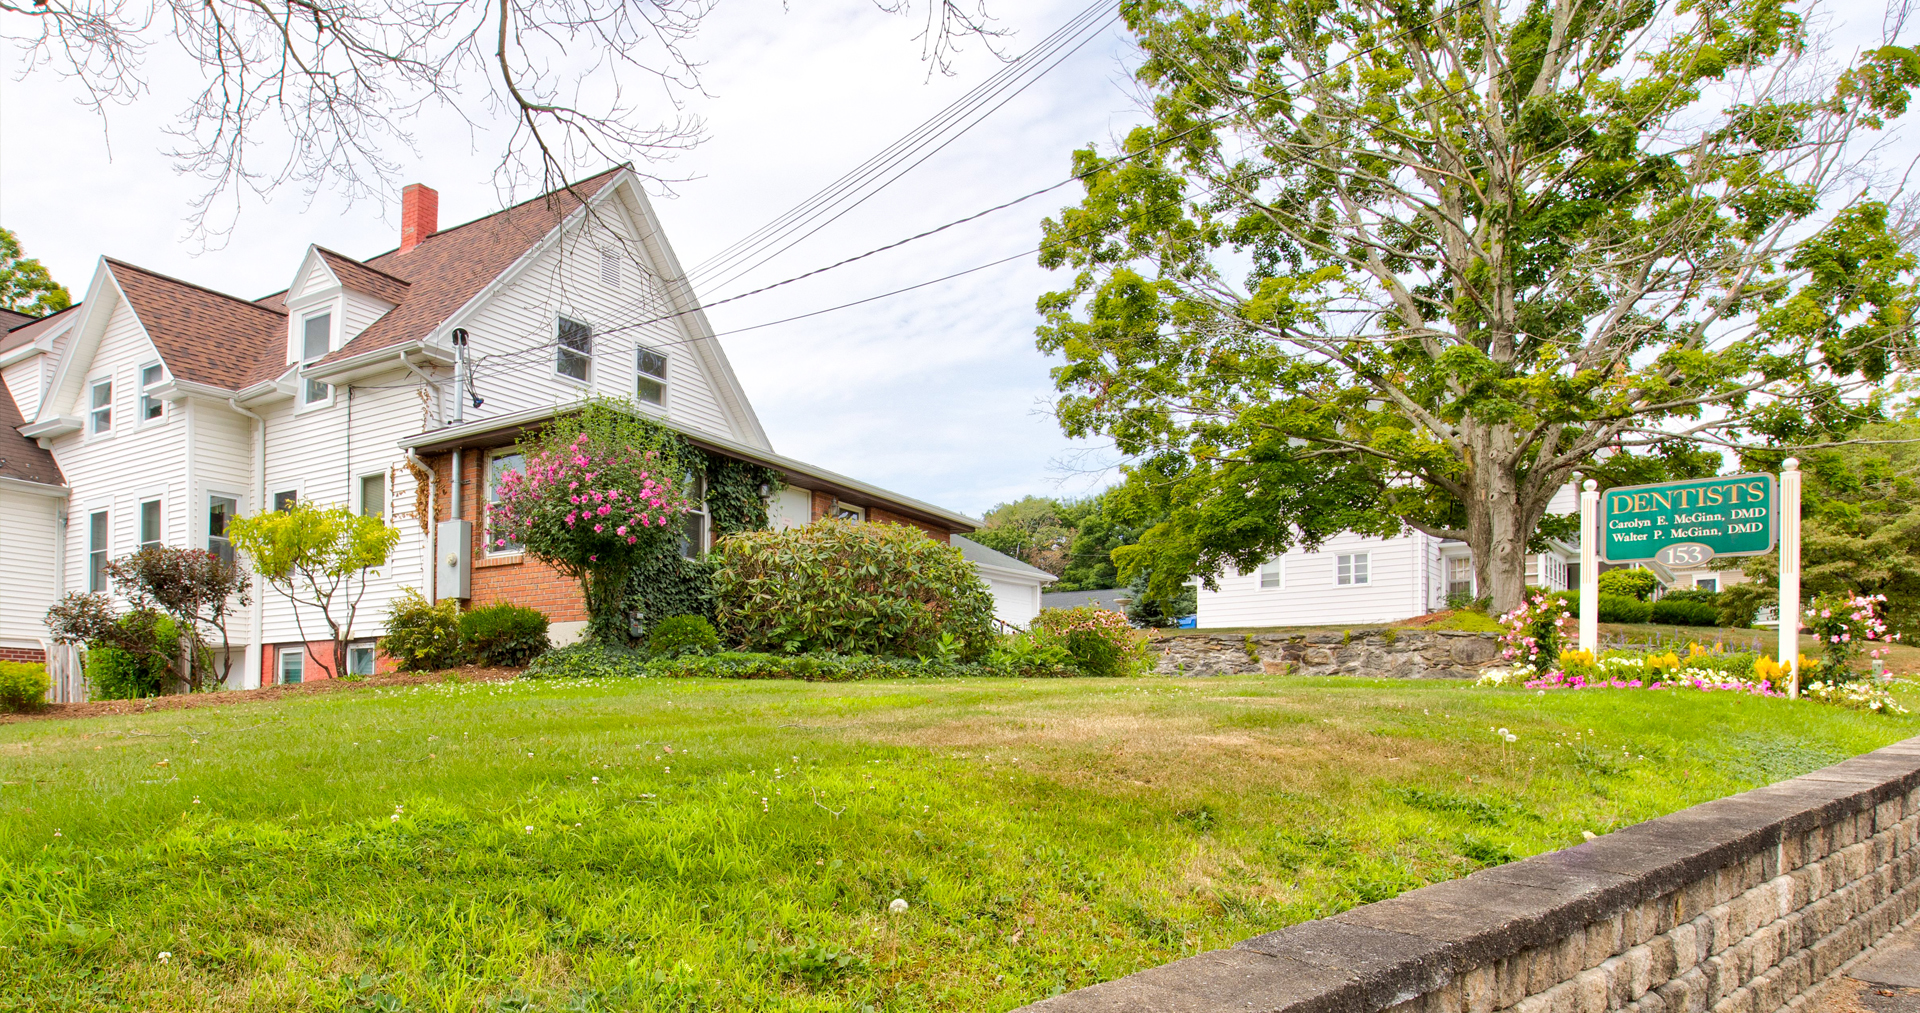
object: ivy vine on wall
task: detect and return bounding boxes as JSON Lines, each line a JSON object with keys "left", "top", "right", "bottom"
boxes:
{"left": 704, "top": 454, "right": 785, "bottom": 536}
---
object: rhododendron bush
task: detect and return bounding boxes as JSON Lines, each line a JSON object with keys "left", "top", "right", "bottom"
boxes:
{"left": 489, "top": 404, "right": 693, "bottom": 640}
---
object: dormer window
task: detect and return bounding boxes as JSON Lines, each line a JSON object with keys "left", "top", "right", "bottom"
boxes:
{"left": 89, "top": 379, "right": 112, "bottom": 434}
{"left": 140, "top": 363, "right": 166, "bottom": 421}
{"left": 301, "top": 312, "right": 332, "bottom": 405}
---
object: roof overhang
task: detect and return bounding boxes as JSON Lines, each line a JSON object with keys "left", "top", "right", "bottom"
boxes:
{"left": 970, "top": 559, "right": 1060, "bottom": 586}
{"left": 20, "top": 417, "right": 80, "bottom": 440}
{"left": 152, "top": 378, "right": 240, "bottom": 403}
{"left": 308, "top": 341, "right": 452, "bottom": 383}
{"left": 0, "top": 474, "right": 68, "bottom": 498}
{"left": 397, "top": 402, "right": 980, "bottom": 533}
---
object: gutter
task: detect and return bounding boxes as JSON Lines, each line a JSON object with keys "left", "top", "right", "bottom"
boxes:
{"left": 228, "top": 396, "right": 267, "bottom": 689}
{"left": 0, "top": 475, "right": 68, "bottom": 498}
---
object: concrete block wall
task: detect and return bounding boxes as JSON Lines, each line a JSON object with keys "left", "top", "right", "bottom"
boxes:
{"left": 1019, "top": 736, "right": 1920, "bottom": 1013}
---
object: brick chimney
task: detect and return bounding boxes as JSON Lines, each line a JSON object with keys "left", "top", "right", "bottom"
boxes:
{"left": 400, "top": 183, "right": 438, "bottom": 254}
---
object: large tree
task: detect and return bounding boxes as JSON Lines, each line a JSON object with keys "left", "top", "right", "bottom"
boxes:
{"left": 0, "top": 228, "right": 71, "bottom": 316}
{"left": 1036, "top": 0, "right": 1920, "bottom": 612}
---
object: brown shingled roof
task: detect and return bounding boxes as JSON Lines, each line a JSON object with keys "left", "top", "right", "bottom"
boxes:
{"left": 0, "top": 303, "right": 77, "bottom": 356}
{"left": 322, "top": 167, "right": 624, "bottom": 365}
{"left": 106, "top": 260, "right": 288, "bottom": 390}
{"left": 0, "top": 308, "right": 37, "bottom": 332}
{"left": 316, "top": 248, "right": 411, "bottom": 306}
{"left": 0, "top": 374, "right": 64, "bottom": 487}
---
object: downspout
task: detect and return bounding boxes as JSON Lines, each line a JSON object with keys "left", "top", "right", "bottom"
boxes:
{"left": 397, "top": 348, "right": 441, "bottom": 599}
{"left": 229, "top": 395, "right": 266, "bottom": 688}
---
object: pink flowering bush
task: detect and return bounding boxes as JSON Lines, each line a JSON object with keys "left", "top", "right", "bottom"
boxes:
{"left": 1030, "top": 605, "right": 1154, "bottom": 677}
{"left": 488, "top": 405, "right": 693, "bottom": 640}
{"left": 1803, "top": 591, "right": 1899, "bottom": 676}
{"left": 1498, "top": 591, "right": 1572, "bottom": 669}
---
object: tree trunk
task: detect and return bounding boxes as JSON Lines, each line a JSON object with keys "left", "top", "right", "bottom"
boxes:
{"left": 1463, "top": 424, "right": 1535, "bottom": 616}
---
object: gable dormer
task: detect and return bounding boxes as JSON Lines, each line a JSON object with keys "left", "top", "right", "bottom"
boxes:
{"left": 282, "top": 246, "right": 407, "bottom": 409}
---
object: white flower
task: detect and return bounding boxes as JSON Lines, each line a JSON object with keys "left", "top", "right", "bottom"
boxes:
{"left": 1504, "top": 732, "right": 1518, "bottom": 743}
{"left": 157, "top": 951, "right": 171, "bottom": 963}
{"left": 524, "top": 826, "right": 535, "bottom": 834}
{"left": 888, "top": 898, "right": 909, "bottom": 914}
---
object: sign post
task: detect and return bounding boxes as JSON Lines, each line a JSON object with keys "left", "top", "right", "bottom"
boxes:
{"left": 1579, "top": 479, "right": 1599, "bottom": 654}
{"left": 1779, "top": 459, "right": 1802, "bottom": 699}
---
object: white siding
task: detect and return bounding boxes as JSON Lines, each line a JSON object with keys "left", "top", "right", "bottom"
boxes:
{"left": 1196, "top": 531, "right": 1430, "bottom": 628}
{"left": 3, "top": 353, "right": 50, "bottom": 421}
{"left": 340, "top": 290, "right": 394, "bottom": 345}
{"left": 0, "top": 488, "right": 62, "bottom": 650}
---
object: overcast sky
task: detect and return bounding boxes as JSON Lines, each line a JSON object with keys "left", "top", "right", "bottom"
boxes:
{"left": 0, "top": 0, "right": 1142, "bottom": 518}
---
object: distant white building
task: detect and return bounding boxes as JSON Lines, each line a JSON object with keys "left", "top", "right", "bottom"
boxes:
{"left": 952, "top": 536, "right": 1056, "bottom": 627}
{"left": 1195, "top": 486, "right": 1580, "bottom": 628}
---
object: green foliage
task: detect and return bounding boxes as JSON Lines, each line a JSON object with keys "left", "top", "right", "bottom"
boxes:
{"left": 987, "top": 628, "right": 1076, "bottom": 677}
{"left": 1597, "top": 570, "right": 1659, "bottom": 601}
{"left": 85, "top": 613, "right": 181, "bottom": 699}
{"left": 647, "top": 615, "right": 719, "bottom": 659}
{"left": 702, "top": 454, "right": 784, "bottom": 537}
{"left": 1031, "top": 606, "right": 1153, "bottom": 678}
{"left": 1124, "top": 571, "right": 1195, "bottom": 628}
{"left": 1599, "top": 594, "right": 1653, "bottom": 624}
{"left": 625, "top": 552, "right": 715, "bottom": 636}
{"left": 487, "top": 400, "right": 697, "bottom": 643}
{"left": 459, "top": 602, "right": 551, "bottom": 668}
{"left": 1650, "top": 598, "right": 1722, "bottom": 627}
{"left": 645, "top": 651, "right": 997, "bottom": 681}
{"left": 230, "top": 499, "right": 401, "bottom": 678}
{"left": 522, "top": 641, "right": 652, "bottom": 679}
{"left": 971, "top": 496, "right": 1074, "bottom": 576}
{"left": 967, "top": 488, "right": 1155, "bottom": 591}
{"left": 0, "top": 227, "right": 71, "bottom": 316}
{"left": 711, "top": 520, "right": 997, "bottom": 660}
{"left": 378, "top": 590, "right": 464, "bottom": 672}
{"left": 1033, "top": 0, "right": 1920, "bottom": 613}
{"left": 0, "top": 661, "right": 49, "bottom": 712}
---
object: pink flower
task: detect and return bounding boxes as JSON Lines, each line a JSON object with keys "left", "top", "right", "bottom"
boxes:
{"left": 594, "top": 524, "right": 604, "bottom": 533}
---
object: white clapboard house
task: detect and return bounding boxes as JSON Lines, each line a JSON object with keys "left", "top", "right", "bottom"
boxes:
{"left": 0, "top": 169, "right": 1052, "bottom": 698}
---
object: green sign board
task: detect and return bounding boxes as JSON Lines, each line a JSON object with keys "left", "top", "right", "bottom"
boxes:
{"left": 1601, "top": 473, "right": 1777, "bottom": 565}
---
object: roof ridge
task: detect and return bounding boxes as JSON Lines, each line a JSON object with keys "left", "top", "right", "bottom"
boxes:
{"left": 105, "top": 258, "right": 290, "bottom": 318}
{"left": 362, "top": 165, "right": 630, "bottom": 263}
{"left": 313, "top": 246, "right": 412, "bottom": 286}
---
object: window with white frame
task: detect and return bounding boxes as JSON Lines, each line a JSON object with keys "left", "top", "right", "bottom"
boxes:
{"left": 1258, "top": 559, "right": 1283, "bottom": 590}
{"left": 278, "top": 648, "right": 305, "bottom": 684}
{"left": 347, "top": 643, "right": 377, "bottom": 677}
{"left": 1694, "top": 576, "right": 1719, "bottom": 592}
{"left": 360, "top": 473, "right": 386, "bottom": 519}
{"left": 679, "top": 473, "right": 708, "bottom": 558}
{"left": 301, "top": 312, "right": 332, "bottom": 405}
{"left": 1447, "top": 556, "right": 1473, "bottom": 598}
{"left": 600, "top": 248, "right": 621, "bottom": 288}
{"left": 487, "top": 451, "right": 525, "bottom": 554}
{"left": 87, "top": 510, "right": 109, "bottom": 592}
{"left": 555, "top": 316, "right": 591, "bottom": 382}
{"left": 140, "top": 363, "right": 166, "bottom": 421}
{"left": 636, "top": 346, "right": 668, "bottom": 406}
{"left": 89, "top": 379, "right": 112, "bottom": 434}
{"left": 1336, "top": 552, "right": 1370, "bottom": 586}
{"left": 139, "top": 499, "right": 162, "bottom": 549}
{"left": 273, "top": 490, "right": 298, "bottom": 513}
{"left": 208, "top": 495, "right": 238, "bottom": 567}
{"left": 831, "top": 501, "right": 865, "bottom": 523}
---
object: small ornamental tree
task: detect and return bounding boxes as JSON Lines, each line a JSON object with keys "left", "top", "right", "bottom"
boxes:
{"left": 488, "top": 403, "right": 693, "bottom": 641}
{"left": 229, "top": 501, "right": 401, "bottom": 679}
{"left": 105, "top": 546, "right": 249, "bottom": 690}
{"left": 1803, "top": 592, "right": 1899, "bottom": 676}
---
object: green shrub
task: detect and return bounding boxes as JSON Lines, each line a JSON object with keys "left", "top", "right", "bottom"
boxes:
{"left": 1596, "top": 593, "right": 1652, "bottom": 623}
{"left": 85, "top": 613, "right": 181, "bottom": 699}
{"left": 0, "top": 661, "right": 49, "bottom": 711}
{"left": 988, "top": 628, "right": 1075, "bottom": 677}
{"left": 647, "top": 651, "right": 995, "bottom": 682}
{"left": 524, "top": 641, "right": 652, "bottom": 679}
{"left": 1597, "top": 569, "right": 1658, "bottom": 600}
{"left": 1031, "top": 606, "right": 1153, "bottom": 677}
{"left": 1650, "top": 598, "right": 1720, "bottom": 627}
{"left": 458, "top": 601, "right": 551, "bottom": 667}
{"left": 648, "top": 615, "right": 720, "bottom": 658}
{"left": 379, "top": 590, "right": 464, "bottom": 672}
{"left": 711, "top": 519, "right": 997, "bottom": 660}
{"left": 1659, "top": 588, "right": 1721, "bottom": 605}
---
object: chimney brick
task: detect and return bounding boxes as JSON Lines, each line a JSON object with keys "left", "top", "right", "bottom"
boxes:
{"left": 400, "top": 183, "right": 439, "bottom": 253}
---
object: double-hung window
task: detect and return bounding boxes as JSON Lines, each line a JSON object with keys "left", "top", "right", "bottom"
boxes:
{"left": 636, "top": 346, "right": 668, "bottom": 406}
{"left": 87, "top": 511, "right": 109, "bottom": 592}
{"left": 488, "top": 451, "right": 526, "bottom": 554}
{"left": 278, "top": 648, "right": 304, "bottom": 684}
{"left": 140, "top": 364, "right": 165, "bottom": 421}
{"left": 360, "top": 473, "right": 386, "bottom": 520}
{"left": 89, "top": 379, "right": 112, "bottom": 434}
{"left": 139, "top": 499, "right": 162, "bottom": 549}
{"left": 556, "top": 316, "right": 591, "bottom": 382}
{"left": 273, "top": 490, "right": 298, "bottom": 513}
{"left": 1336, "top": 552, "right": 1370, "bottom": 586}
{"left": 1258, "top": 559, "right": 1283, "bottom": 590}
{"left": 1446, "top": 556, "right": 1473, "bottom": 598}
{"left": 208, "top": 495, "right": 238, "bottom": 566}
{"left": 301, "top": 313, "right": 331, "bottom": 405}
{"left": 679, "top": 474, "right": 708, "bottom": 558}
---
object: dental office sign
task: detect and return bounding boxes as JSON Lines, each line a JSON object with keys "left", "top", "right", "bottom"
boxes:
{"left": 1600, "top": 473, "right": 1777, "bottom": 566}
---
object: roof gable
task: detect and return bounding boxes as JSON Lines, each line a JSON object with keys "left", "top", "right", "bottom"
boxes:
{"left": 0, "top": 365, "right": 64, "bottom": 486}
{"left": 107, "top": 260, "right": 288, "bottom": 389}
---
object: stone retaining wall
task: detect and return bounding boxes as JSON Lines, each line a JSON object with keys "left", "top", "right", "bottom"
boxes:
{"left": 1018, "top": 735, "right": 1920, "bottom": 1013}
{"left": 1152, "top": 629, "right": 1503, "bottom": 678}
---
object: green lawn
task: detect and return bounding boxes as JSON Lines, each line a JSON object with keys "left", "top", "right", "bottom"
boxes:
{"left": 5, "top": 675, "right": 1919, "bottom": 1012}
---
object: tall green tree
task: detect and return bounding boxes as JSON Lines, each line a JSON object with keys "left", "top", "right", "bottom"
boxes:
{"left": 1036, "top": 0, "right": 1920, "bottom": 612}
{"left": 0, "top": 228, "right": 71, "bottom": 317}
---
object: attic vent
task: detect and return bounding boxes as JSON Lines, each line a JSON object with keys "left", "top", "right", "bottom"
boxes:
{"left": 600, "top": 249, "right": 621, "bottom": 288}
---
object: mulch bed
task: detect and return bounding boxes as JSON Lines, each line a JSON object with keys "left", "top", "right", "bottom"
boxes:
{"left": 1, "top": 667, "right": 523, "bottom": 724}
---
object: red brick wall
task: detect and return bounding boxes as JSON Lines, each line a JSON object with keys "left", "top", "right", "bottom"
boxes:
{"left": 427, "top": 449, "right": 588, "bottom": 621}
{"left": 0, "top": 646, "right": 47, "bottom": 664}
{"left": 869, "top": 506, "right": 952, "bottom": 543}
{"left": 260, "top": 639, "right": 402, "bottom": 683}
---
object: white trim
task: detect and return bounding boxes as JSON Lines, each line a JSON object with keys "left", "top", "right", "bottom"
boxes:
{"left": 0, "top": 475, "right": 68, "bottom": 498}
{"left": 137, "top": 494, "right": 164, "bottom": 548}
{"left": 276, "top": 646, "right": 306, "bottom": 685}
{"left": 270, "top": 486, "right": 303, "bottom": 513}
{"left": 1335, "top": 552, "right": 1371, "bottom": 586}
{"left": 1257, "top": 557, "right": 1285, "bottom": 590}
{"left": 137, "top": 360, "right": 167, "bottom": 424}
{"left": 635, "top": 342, "right": 669, "bottom": 411}
{"left": 85, "top": 374, "right": 114, "bottom": 437}
{"left": 296, "top": 310, "right": 336, "bottom": 410}
{"left": 483, "top": 448, "right": 526, "bottom": 556}
{"left": 20, "top": 416, "right": 80, "bottom": 439}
